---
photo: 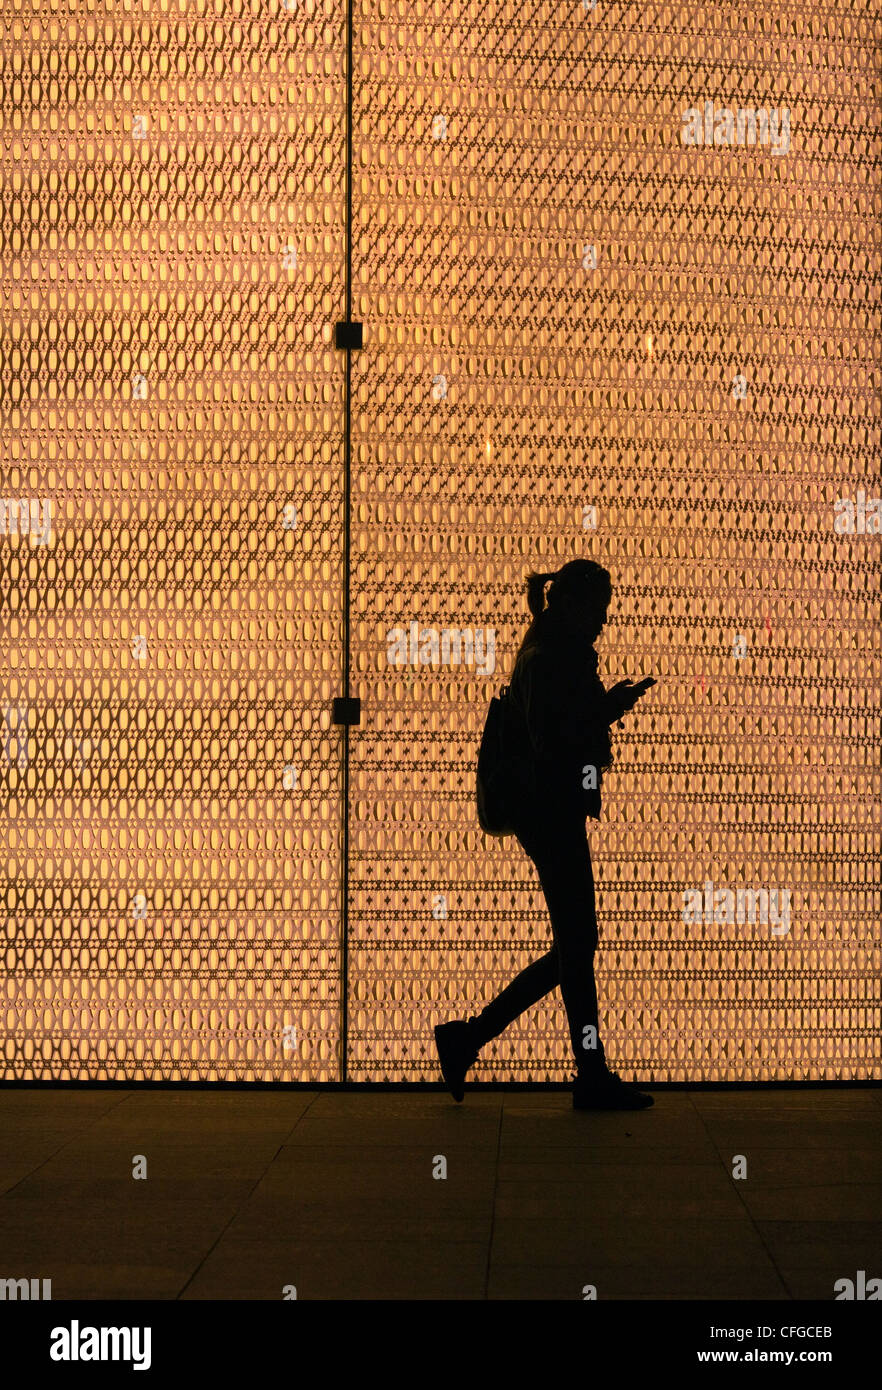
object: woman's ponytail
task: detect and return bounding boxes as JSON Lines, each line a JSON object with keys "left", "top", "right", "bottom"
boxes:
{"left": 525, "top": 570, "right": 558, "bottom": 619}
{"left": 517, "top": 559, "right": 612, "bottom": 660}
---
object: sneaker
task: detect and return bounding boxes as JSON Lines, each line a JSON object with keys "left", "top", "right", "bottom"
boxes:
{"left": 434, "top": 1018, "right": 480, "bottom": 1102}
{"left": 572, "top": 1068, "right": 654, "bottom": 1111}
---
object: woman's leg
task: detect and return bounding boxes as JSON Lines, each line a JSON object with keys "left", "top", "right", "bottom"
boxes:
{"left": 516, "top": 814, "right": 606, "bottom": 1073}
{"left": 470, "top": 947, "right": 559, "bottom": 1046}
{"left": 468, "top": 815, "right": 605, "bottom": 1072}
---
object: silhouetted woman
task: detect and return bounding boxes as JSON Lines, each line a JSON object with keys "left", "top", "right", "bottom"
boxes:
{"left": 435, "top": 559, "right": 656, "bottom": 1109}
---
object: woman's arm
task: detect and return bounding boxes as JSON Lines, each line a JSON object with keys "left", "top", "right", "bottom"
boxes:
{"left": 604, "top": 677, "right": 657, "bottom": 724}
{"left": 518, "top": 647, "right": 611, "bottom": 762}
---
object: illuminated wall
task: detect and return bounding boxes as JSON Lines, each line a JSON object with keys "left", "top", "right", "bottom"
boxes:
{"left": 0, "top": 6, "right": 347, "bottom": 1081}
{"left": 1, "top": 2, "right": 878, "bottom": 1081}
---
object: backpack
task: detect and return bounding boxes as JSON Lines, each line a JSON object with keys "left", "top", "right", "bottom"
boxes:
{"left": 476, "top": 684, "right": 532, "bottom": 836}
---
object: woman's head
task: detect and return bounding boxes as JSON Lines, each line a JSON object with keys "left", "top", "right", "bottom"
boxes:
{"left": 523, "top": 559, "right": 612, "bottom": 645}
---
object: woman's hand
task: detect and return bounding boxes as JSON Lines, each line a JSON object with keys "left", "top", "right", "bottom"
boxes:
{"left": 606, "top": 677, "right": 656, "bottom": 722}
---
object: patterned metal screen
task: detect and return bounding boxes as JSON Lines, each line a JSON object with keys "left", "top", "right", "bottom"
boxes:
{"left": 0, "top": 5, "right": 346, "bottom": 1080}
{"left": 1, "top": 2, "right": 878, "bottom": 1082}
{"left": 346, "top": 0, "right": 880, "bottom": 1082}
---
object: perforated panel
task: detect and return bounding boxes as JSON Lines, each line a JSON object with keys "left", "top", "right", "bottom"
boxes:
{"left": 0, "top": 3, "right": 878, "bottom": 1085}
{"left": 0, "top": 4, "right": 346, "bottom": 1080}
{"left": 346, "top": 0, "right": 881, "bottom": 1080}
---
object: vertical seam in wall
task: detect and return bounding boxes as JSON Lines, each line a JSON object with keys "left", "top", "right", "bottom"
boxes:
{"left": 340, "top": 0, "right": 355, "bottom": 1085}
